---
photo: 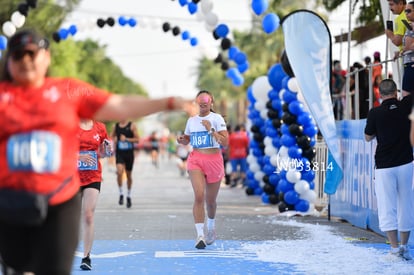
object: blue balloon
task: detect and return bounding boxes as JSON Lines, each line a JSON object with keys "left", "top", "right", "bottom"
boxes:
{"left": 303, "top": 124, "right": 318, "bottom": 137}
{"left": 279, "top": 169, "right": 287, "bottom": 179}
{"left": 267, "top": 63, "right": 286, "bottom": 90}
{"left": 215, "top": 24, "right": 229, "bottom": 38}
{"left": 234, "top": 52, "right": 247, "bottom": 65}
{"left": 247, "top": 86, "right": 256, "bottom": 103}
{"left": 118, "top": 16, "right": 128, "bottom": 26}
{"left": 282, "top": 89, "right": 297, "bottom": 103}
{"left": 301, "top": 170, "right": 315, "bottom": 182}
{"left": 0, "top": 35, "right": 7, "bottom": 50}
{"left": 181, "top": 31, "right": 190, "bottom": 40}
{"left": 265, "top": 127, "right": 278, "bottom": 138}
{"left": 262, "top": 13, "right": 280, "bottom": 34}
{"left": 295, "top": 199, "right": 310, "bottom": 212}
{"left": 276, "top": 179, "right": 293, "bottom": 193}
{"left": 263, "top": 155, "right": 271, "bottom": 165}
{"left": 254, "top": 187, "right": 264, "bottom": 195}
{"left": 237, "top": 62, "right": 249, "bottom": 74}
{"left": 281, "top": 76, "right": 290, "bottom": 90}
{"left": 252, "top": 148, "right": 263, "bottom": 157}
{"left": 226, "top": 67, "right": 238, "bottom": 79}
{"left": 288, "top": 100, "right": 305, "bottom": 116}
{"left": 232, "top": 75, "right": 244, "bottom": 86}
{"left": 246, "top": 170, "right": 255, "bottom": 180}
{"left": 281, "top": 124, "right": 290, "bottom": 135}
{"left": 251, "top": 0, "right": 269, "bottom": 16}
{"left": 284, "top": 190, "right": 300, "bottom": 205}
{"left": 188, "top": 2, "right": 197, "bottom": 14}
{"left": 281, "top": 134, "right": 296, "bottom": 147}
{"left": 297, "top": 112, "right": 313, "bottom": 126}
{"left": 128, "top": 18, "right": 137, "bottom": 27}
{"left": 68, "top": 25, "right": 77, "bottom": 36}
{"left": 178, "top": 0, "right": 187, "bottom": 6}
{"left": 261, "top": 193, "right": 270, "bottom": 204}
{"left": 309, "top": 181, "right": 315, "bottom": 190}
{"left": 268, "top": 89, "right": 279, "bottom": 100}
{"left": 247, "top": 179, "right": 259, "bottom": 189}
{"left": 228, "top": 46, "right": 239, "bottom": 60}
{"left": 271, "top": 98, "right": 282, "bottom": 111}
{"left": 288, "top": 145, "right": 302, "bottom": 159}
{"left": 271, "top": 136, "right": 281, "bottom": 148}
{"left": 58, "top": 28, "right": 69, "bottom": 40}
{"left": 269, "top": 173, "right": 280, "bottom": 185}
{"left": 263, "top": 164, "right": 275, "bottom": 175}
{"left": 190, "top": 37, "right": 198, "bottom": 46}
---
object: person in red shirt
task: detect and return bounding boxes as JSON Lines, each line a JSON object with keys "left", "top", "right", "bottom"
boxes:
{"left": 228, "top": 124, "right": 250, "bottom": 187}
{"left": 0, "top": 29, "right": 193, "bottom": 275}
{"left": 77, "top": 119, "right": 112, "bottom": 270}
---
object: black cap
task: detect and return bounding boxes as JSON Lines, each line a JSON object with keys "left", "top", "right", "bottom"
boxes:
{"left": 7, "top": 29, "right": 49, "bottom": 53}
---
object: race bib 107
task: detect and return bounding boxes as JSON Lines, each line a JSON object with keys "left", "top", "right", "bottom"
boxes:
{"left": 7, "top": 131, "right": 62, "bottom": 173}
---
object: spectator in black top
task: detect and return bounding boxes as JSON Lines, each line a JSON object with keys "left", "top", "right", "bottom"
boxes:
{"left": 364, "top": 78, "right": 414, "bottom": 261}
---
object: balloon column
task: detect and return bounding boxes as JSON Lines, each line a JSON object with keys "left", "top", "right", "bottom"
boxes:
{"left": 245, "top": 57, "right": 319, "bottom": 213}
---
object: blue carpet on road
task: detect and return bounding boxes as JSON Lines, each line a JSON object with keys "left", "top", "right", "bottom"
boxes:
{"left": 72, "top": 240, "right": 389, "bottom": 275}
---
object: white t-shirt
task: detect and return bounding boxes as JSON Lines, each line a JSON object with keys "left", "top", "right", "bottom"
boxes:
{"left": 184, "top": 112, "right": 226, "bottom": 149}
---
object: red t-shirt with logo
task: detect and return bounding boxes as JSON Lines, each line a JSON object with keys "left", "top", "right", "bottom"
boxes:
{"left": 78, "top": 121, "right": 109, "bottom": 186}
{"left": 0, "top": 77, "right": 111, "bottom": 205}
{"left": 228, "top": 131, "right": 249, "bottom": 159}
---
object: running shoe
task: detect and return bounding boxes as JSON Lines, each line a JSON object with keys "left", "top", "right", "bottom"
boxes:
{"left": 126, "top": 197, "right": 132, "bottom": 208}
{"left": 80, "top": 255, "right": 92, "bottom": 270}
{"left": 195, "top": 236, "right": 206, "bottom": 249}
{"left": 206, "top": 229, "right": 216, "bottom": 245}
{"left": 119, "top": 195, "right": 124, "bottom": 205}
{"left": 400, "top": 246, "right": 413, "bottom": 260}
{"left": 384, "top": 249, "right": 404, "bottom": 262}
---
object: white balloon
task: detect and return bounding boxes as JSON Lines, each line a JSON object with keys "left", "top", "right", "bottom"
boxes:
{"left": 2, "top": 21, "right": 16, "bottom": 37}
{"left": 201, "top": 45, "right": 218, "bottom": 59}
{"left": 246, "top": 155, "right": 256, "bottom": 164}
{"left": 252, "top": 76, "right": 272, "bottom": 102}
{"left": 139, "top": 17, "right": 148, "bottom": 28}
{"left": 264, "top": 145, "right": 277, "bottom": 157}
{"left": 11, "top": 12, "right": 25, "bottom": 28}
{"left": 301, "top": 190, "right": 317, "bottom": 203}
{"left": 287, "top": 77, "right": 299, "bottom": 93}
{"left": 263, "top": 136, "right": 273, "bottom": 146}
{"left": 249, "top": 162, "right": 260, "bottom": 172}
{"left": 294, "top": 180, "right": 310, "bottom": 195}
{"left": 196, "top": 10, "right": 205, "bottom": 21}
{"left": 205, "top": 12, "right": 218, "bottom": 27}
{"left": 254, "top": 171, "right": 265, "bottom": 181}
{"left": 260, "top": 109, "right": 268, "bottom": 119}
{"left": 286, "top": 169, "right": 301, "bottom": 183}
{"left": 201, "top": 0, "right": 213, "bottom": 14}
{"left": 270, "top": 155, "right": 279, "bottom": 166}
{"left": 254, "top": 100, "right": 266, "bottom": 111}
{"left": 278, "top": 146, "right": 289, "bottom": 158}
{"left": 279, "top": 88, "right": 286, "bottom": 100}
{"left": 204, "top": 21, "right": 216, "bottom": 32}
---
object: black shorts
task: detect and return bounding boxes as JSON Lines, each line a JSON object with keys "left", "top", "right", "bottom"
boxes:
{"left": 116, "top": 150, "right": 135, "bottom": 171}
{"left": 80, "top": 182, "right": 101, "bottom": 192}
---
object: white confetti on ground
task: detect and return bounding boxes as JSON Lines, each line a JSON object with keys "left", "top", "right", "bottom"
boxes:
{"left": 241, "top": 219, "right": 414, "bottom": 275}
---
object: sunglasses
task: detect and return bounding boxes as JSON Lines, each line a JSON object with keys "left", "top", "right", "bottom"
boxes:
{"left": 405, "top": 9, "right": 412, "bottom": 13}
{"left": 10, "top": 48, "right": 41, "bottom": 61}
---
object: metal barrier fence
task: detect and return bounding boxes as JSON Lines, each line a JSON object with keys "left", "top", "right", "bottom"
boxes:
{"left": 314, "top": 138, "right": 329, "bottom": 207}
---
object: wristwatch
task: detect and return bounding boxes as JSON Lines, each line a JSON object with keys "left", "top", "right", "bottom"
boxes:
{"left": 209, "top": 128, "right": 215, "bottom": 135}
